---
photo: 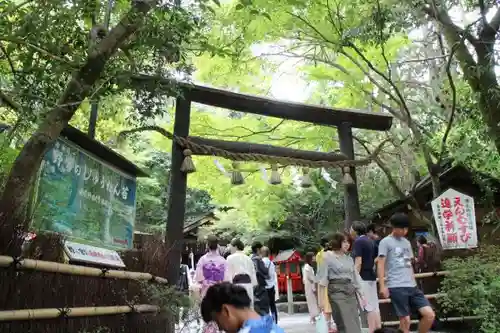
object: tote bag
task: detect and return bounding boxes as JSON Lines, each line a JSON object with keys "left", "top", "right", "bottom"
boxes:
{"left": 315, "top": 313, "right": 328, "bottom": 333}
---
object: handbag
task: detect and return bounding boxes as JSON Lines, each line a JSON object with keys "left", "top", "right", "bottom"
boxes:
{"left": 315, "top": 313, "right": 328, "bottom": 333}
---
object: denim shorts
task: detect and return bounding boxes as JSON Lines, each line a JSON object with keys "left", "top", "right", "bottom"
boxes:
{"left": 389, "top": 287, "right": 430, "bottom": 317}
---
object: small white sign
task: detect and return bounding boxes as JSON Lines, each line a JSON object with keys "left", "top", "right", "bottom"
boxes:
{"left": 63, "top": 241, "right": 125, "bottom": 268}
{"left": 431, "top": 188, "right": 478, "bottom": 250}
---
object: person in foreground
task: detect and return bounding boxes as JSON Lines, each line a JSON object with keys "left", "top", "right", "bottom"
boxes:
{"left": 317, "top": 232, "right": 365, "bottom": 333}
{"left": 377, "top": 213, "right": 435, "bottom": 333}
{"left": 201, "top": 282, "right": 285, "bottom": 333}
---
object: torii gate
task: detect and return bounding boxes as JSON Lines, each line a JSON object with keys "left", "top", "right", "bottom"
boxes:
{"left": 130, "top": 75, "right": 392, "bottom": 284}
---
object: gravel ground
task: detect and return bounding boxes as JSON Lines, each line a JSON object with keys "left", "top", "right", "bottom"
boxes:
{"left": 176, "top": 311, "right": 449, "bottom": 333}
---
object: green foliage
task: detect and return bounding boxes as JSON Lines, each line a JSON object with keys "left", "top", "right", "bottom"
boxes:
{"left": 439, "top": 246, "right": 500, "bottom": 333}
{"left": 0, "top": 135, "right": 18, "bottom": 188}
{"left": 140, "top": 281, "right": 192, "bottom": 323}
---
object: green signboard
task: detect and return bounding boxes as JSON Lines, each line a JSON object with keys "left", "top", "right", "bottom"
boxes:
{"left": 32, "top": 138, "right": 136, "bottom": 249}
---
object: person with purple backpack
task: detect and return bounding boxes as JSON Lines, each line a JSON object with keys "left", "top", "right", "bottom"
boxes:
{"left": 195, "top": 234, "right": 230, "bottom": 333}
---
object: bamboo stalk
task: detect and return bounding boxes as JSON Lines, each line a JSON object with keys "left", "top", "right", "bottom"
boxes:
{"left": 0, "top": 255, "right": 168, "bottom": 284}
{"left": 0, "top": 305, "right": 159, "bottom": 321}
{"left": 414, "top": 271, "right": 450, "bottom": 278}
{"left": 382, "top": 315, "right": 481, "bottom": 326}
{"left": 379, "top": 293, "right": 444, "bottom": 304}
{"left": 377, "top": 270, "right": 450, "bottom": 282}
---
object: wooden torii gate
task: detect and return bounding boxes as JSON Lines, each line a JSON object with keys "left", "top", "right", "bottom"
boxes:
{"left": 129, "top": 75, "right": 392, "bottom": 284}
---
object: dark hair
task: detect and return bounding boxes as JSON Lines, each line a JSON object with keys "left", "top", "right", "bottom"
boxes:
{"left": 305, "top": 252, "right": 314, "bottom": 264}
{"left": 374, "top": 328, "right": 403, "bottom": 333}
{"left": 417, "top": 235, "right": 428, "bottom": 245}
{"left": 330, "top": 232, "right": 347, "bottom": 251}
{"left": 200, "top": 282, "right": 251, "bottom": 323}
{"left": 261, "top": 246, "right": 270, "bottom": 257}
{"left": 230, "top": 238, "right": 245, "bottom": 251}
{"left": 251, "top": 241, "right": 263, "bottom": 254}
{"left": 367, "top": 223, "right": 377, "bottom": 234}
{"left": 207, "top": 234, "right": 219, "bottom": 250}
{"left": 351, "top": 221, "right": 367, "bottom": 235}
{"left": 320, "top": 235, "right": 330, "bottom": 248}
{"left": 390, "top": 213, "right": 410, "bottom": 229}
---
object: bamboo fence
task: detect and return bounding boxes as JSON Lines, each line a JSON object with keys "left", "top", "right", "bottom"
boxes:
{"left": 0, "top": 255, "right": 168, "bottom": 284}
{"left": 378, "top": 293, "right": 444, "bottom": 304}
{"left": 0, "top": 305, "right": 159, "bottom": 322}
{"left": 382, "top": 316, "right": 482, "bottom": 326}
{"left": 377, "top": 270, "right": 449, "bottom": 282}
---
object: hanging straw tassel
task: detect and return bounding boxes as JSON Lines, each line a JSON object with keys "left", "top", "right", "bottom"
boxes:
{"left": 269, "top": 164, "right": 281, "bottom": 185}
{"left": 300, "top": 167, "right": 312, "bottom": 188}
{"left": 342, "top": 166, "right": 355, "bottom": 185}
{"left": 180, "top": 149, "right": 196, "bottom": 173}
{"left": 231, "top": 162, "right": 244, "bottom": 185}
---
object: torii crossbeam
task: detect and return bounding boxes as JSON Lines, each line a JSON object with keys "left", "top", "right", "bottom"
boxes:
{"left": 129, "top": 75, "right": 393, "bottom": 284}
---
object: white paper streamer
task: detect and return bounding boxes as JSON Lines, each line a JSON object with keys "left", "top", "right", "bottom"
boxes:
{"left": 213, "top": 159, "right": 230, "bottom": 177}
{"left": 260, "top": 166, "right": 268, "bottom": 182}
{"left": 321, "top": 168, "right": 337, "bottom": 189}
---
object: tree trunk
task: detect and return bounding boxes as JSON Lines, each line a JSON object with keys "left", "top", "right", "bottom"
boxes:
{"left": 429, "top": 6, "right": 500, "bottom": 154}
{"left": 0, "top": 0, "right": 155, "bottom": 255}
{"left": 477, "top": 80, "right": 500, "bottom": 154}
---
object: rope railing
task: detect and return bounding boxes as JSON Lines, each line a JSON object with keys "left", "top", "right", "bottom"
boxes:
{"left": 0, "top": 255, "right": 168, "bottom": 284}
{"left": 0, "top": 305, "right": 159, "bottom": 321}
{"left": 118, "top": 126, "right": 389, "bottom": 168}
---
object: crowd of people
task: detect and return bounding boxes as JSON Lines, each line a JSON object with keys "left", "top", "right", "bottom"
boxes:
{"left": 301, "top": 213, "right": 435, "bottom": 333}
{"left": 178, "top": 212, "right": 435, "bottom": 333}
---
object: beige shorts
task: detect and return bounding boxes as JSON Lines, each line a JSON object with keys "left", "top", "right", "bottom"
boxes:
{"left": 361, "top": 280, "right": 379, "bottom": 313}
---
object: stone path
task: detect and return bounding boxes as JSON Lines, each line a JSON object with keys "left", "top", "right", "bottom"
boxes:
{"left": 176, "top": 311, "right": 447, "bottom": 333}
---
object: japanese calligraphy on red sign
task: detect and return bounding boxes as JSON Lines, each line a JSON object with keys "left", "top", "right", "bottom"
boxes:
{"left": 63, "top": 241, "right": 125, "bottom": 268}
{"left": 431, "top": 189, "right": 478, "bottom": 250}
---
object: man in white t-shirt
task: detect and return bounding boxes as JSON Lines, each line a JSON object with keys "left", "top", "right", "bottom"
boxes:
{"left": 226, "top": 238, "right": 258, "bottom": 307}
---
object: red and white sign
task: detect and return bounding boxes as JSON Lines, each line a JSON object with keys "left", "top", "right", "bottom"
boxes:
{"left": 63, "top": 241, "right": 125, "bottom": 268}
{"left": 431, "top": 188, "right": 478, "bottom": 250}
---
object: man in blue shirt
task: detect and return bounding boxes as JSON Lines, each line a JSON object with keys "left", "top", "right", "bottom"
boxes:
{"left": 351, "top": 221, "right": 381, "bottom": 333}
{"left": 201, "top": 282, "right": 285, "bottom": 333}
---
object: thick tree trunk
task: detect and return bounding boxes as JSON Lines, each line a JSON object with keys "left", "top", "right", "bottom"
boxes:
{"left": 429, "top": 6, "right": 500, "bottom": 155}
{"left": 477, "top": 80, "right": 500, "bottom": 154}
{"left": 0, "top": 0, "right": 155, "bottom": 255}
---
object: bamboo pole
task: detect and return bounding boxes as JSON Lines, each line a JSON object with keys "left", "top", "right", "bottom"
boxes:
{"left": 414, "top": 271, "right": 450, "bottom": 278}
{"left": 377, "top": 270, "right": 450, "bottom": 282}
{"left": 382, "top": 315, "right": 481, "bottom": 326}
{"left": 0, "top": 256, "right": 168, "bottom": 284}
{"left": 0, "top": 305, "right": 159, "bottom": 321}
{"left": 379, "top": 293, "right": 444, "bottom": 304}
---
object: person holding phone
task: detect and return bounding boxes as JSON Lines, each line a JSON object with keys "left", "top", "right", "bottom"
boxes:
{"left": 317, "top": 233, "right": 365, "bottom": 333}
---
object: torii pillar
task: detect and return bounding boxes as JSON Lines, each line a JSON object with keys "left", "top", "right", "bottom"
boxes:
{"left": 338, "top": 122, "right": 361, "bottom": 229}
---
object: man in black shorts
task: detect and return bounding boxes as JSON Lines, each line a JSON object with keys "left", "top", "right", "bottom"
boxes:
{"left": 377, "top": 213, "right": 435, "bottom": 333}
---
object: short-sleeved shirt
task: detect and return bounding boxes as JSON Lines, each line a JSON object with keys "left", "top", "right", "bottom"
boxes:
{"left": 378, "top": 235, "right": 416, "bottom": 288}
{"left": 352, "top": 235, "right": 377, "bottom": 281}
